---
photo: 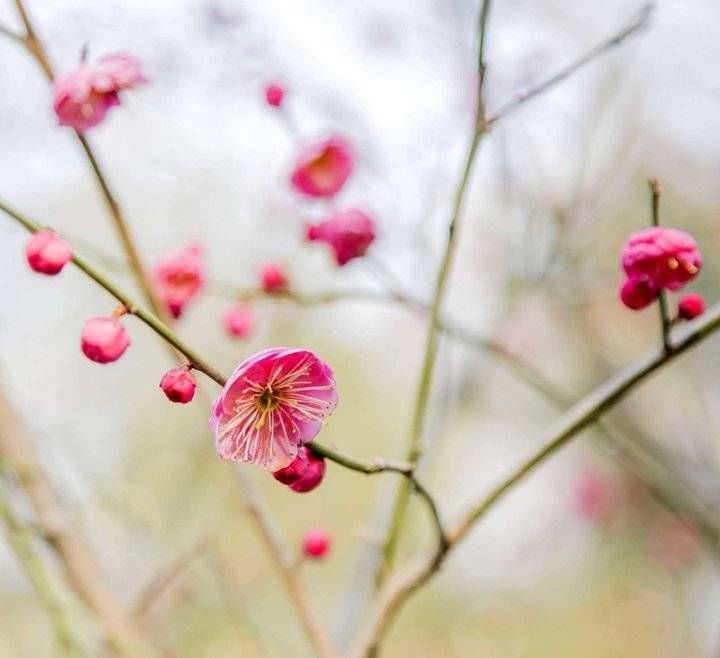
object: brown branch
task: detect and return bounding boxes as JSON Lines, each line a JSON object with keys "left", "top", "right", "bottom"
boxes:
{"left": 350, "top": 300, "right": 720, "bottom": 656}
{"left": 0, "top": 390, "right": 159, "bottom": 658}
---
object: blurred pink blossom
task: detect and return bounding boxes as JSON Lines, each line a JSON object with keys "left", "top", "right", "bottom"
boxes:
{"left": 619, "top": 276, "right": 656, "bottom": 310}
{"left": 53, "top": 52, "right": 147, "bottom": 132}
{"left": 290, "top": 136, "right": 354, "bottom": 198}
{"left": 265, "top": 83, "right": 285, "bottom": 107}
{"left": 572, "top": 464, "right": 623, "bottom": 527}
{"left": 259, "top": 262, "right": 288, "bottom": 293}
{"left": 678, "top": 292, "right": 705, "bottom": 320}
{"left": 646, "top": 516, "right": 701, "bottom": 570}
{"left": 303, "top": 527, "right": 331, "bottom": 558}
{"left": 153, "top": 244, "right": 205, "bottom": 319}
{"left": 621, "top": 227, "right": 701, "bottom": 292}
{"left": 306, "top": 208, "right": 376, "bottom": 266}
{"left": 210, "top": 348, "right": 338, "bottom": 470}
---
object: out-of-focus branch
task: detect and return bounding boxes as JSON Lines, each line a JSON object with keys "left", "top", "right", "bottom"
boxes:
{"left": 376, "top": 0, "right": 494, "bottom": 590}
{"left": 648, "top": 179, "right": 672, "bottom": 350}
{"left": 0, "top": 480, "right": 96, "bottom": 658}
{"left": 0, "top": 391, "right": 159, "bottom": 658}
{"left": 485, "top": 3, "right": 655, "bottom": 126}
{"left": 6, "top": 0, "right": 167, "bottom": 320}
{"left": 350, "top": 301, "right": 720, "bottom": 657}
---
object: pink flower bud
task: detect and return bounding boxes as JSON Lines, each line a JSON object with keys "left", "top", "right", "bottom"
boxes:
{"left": 81, "top": 317, "right": 131, "bottom": 363}
{"left": 572, "top": 465, "right": 623, "bottom": 527}
{"left": 260, "top": 262, "right": 288, "bottom": 293}
{"left": 53, "top": 52, "right": 147, "bottom": 132}
{"left": 224, "top": 304, "right": 254, "bottom": 339}
{"left": 290, "top": 136, "right": 354, "bottom": 198}
{"left": 677, "top": 293, "right": 705, "bottom": 320}
{"left": 153, "top": 244, "right": 205, "bottom": 319}
{"left": 272, "top": 446, "right": 326, "bottom": 492}
{"left": 619, "top": 277, "right": 656, "bottom": 310}
{"left": 303, "top": 527, "right": 331, "bottom": 559}
{"left": 159, "top": 367, "right": 197, "bottom": 403}
{"left": 305, "top": 208, "right": 376, "bottom": 266}
{"left": 621, "top": 227, "right": 701, "bottom": 292}
{"left": 25, "top": 230, "right": 73, "bottom": 275}
{"left": 265, "top": 83, "right": 285, "bottom": 107}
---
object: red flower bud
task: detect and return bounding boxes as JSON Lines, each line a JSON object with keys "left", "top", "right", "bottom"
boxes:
{"left": 25, "top": 230, "right": 72, "bottom": 275}
{"left": 159, "top": 367, "right": 197, "bottom": 403}
{"left": 303, "top": 527, "right": 331, "bottom": 559}
{"left": 272, "top": 446, "right": 326, "bottom": 492}
{"left": 677, "top": 293, "right": 705, "bottom": 320}
{"left": 81, "top": 317, "right": 130, "bottom": 363}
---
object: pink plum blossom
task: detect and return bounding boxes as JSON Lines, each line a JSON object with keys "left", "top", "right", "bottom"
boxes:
{"left": 53, "top": 52, "right": 147, "bottom": 132}
{"left": 81, "top": 316, "right": 130, "bottom": 363}
{"left": 306, "top": 208, "right": 376, "bottom": 266}
{"left": 210, "top": 348, "right": 338, "bottom": 471}
{"left": 621, "top": 227, "right": 701, "bottom": 292}
{"left": 265, "top": 83, "right": 285, "bottom": 107}
{"left": 159, "top": 367, "right": 197, "bottom": 403}
{"left": 303, "top": 528, "right": 331, "bottom": 558}
{"left": 259, "top": 262, "right": 288, "bottom": 293}
{"left": 224, "top": 304, "right": 254, "bottom": 339}
{"left": 25, "top": 230, "right": 73, "bottom": 275}
{"left": 153, "top": 244, "right": 205, "bottom": 319}
{"left": 290, "top": 136, "right": 354, "bottom": 198}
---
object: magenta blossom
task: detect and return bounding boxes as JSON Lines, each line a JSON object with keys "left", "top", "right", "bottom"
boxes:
{"left": 621, "top": 227, "right": 701, "bottom": 292}
{"left": 160, "top": 367, "right": 197, "bottom": 403}
{"left": 53, "top": 52, "right": 147, "bottom": 132}
{"left": 210, "top": 348, "right": 338, "bottom": 471}
{"left": 81, "top": 317, "right": 130, "bottom": 363}
{"left": 306, "top": 208, "right": 376, "bottom": 266}
{"left": 25, "top": 230, "right": 73, "bottom": 275}
{"left": 259, "top": 262, "right": 288, "bottom": 293}
{"left": 677, "top": 293, "right": 705, "bottom": 320}
{"left": 619, "top": 277, "right": 656, "bottom": 310}
{"left": 290, "top": 136, "right": 354, "bottom": 198}
{"left": 153, "top": 244, "right": 205, "bottom": 319}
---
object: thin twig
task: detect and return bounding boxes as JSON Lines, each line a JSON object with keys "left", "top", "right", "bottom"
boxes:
{"left": 649, "top": 178, "right": 672, "bottom": 351}
{"left": 376, "top": 0, "right": 494, "bottom": 589}
{"left": 486, "top": 3, "right": 655, "bottom": 126}
{"left": 0, "top": 21, "right": 23, "bottom": 42}
{"left": 350, "top": 301, "right": 720, "bottom": 656}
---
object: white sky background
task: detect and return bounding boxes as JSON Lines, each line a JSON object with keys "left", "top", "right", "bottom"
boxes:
{"left": 1, "top": 0, "right": 720, "bottom": 653}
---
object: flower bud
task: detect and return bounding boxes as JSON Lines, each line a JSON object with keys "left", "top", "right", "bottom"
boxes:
{"left": 265, "top": 83, "right": 285, "bottom": 107}
{"left": 305, "top": 208, "right": 376, "bottom": 266}
{"left": 303, "top": 527, "right": 331, "bottom": 559}
{"left": 159, "top": 367, "right": 196, "bottom": 403}
{"left": 81, "top": 316, "right": 130, "bottom": 363}
{"left": 272, "top": 446, "right": 326, "bottom": 492}
{"left": 224, "top": 304, "right": 254, "bottom": 339}
{"left": 677, "top": 293, "right": 705, "bottom": 320}
{"left": 25, "top": 230, "right": 73, "bottom": 275}
{"left": 620, "top": 277, "right": 656, "bottom": 310}
{"left": 260, "top": 262, "right": 288, "bottom": 293}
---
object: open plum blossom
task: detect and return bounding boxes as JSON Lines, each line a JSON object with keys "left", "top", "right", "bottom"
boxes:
{"left": 153, "top": 244, "right": 205, "bottom": 318}
{"left": 53, "top": 52, "right": 147, "bottom": 132}
{"left": 619, "top": 227, "right": 701, "bottom": 310}
{"left": 306, "top": 209, "right": 376, "bottom": 266}
{"left": 210, "top": 348, "right": 338, "bottom": 471}
{"left": 290, "top": 136, "right": 354, "bottom": 198}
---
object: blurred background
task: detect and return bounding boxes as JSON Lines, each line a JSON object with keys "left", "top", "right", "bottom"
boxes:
{"left": 2, "top": 0, "right": 720, "bottom": 656}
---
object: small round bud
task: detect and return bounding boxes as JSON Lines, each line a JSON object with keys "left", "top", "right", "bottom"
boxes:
{"left": 272, "top": 446, "right": 325, "bottom": 492}
{"left": 620, "top": 277, "right": 656, "bottom": 310}
{"left": 677, "top": 293, "right": 705, "bottom": 320}
{"left": 303, "top": 527, "right": 331, "bottom": 559}
{"left": 260, "top": 262, "right": 288, "bottom": 293}
{"left": 159, "top": 367, "right": 197, "bottom": 403}
{"left": 265, "top": 83, "right": 285, "bottom": 107}
{"left": 224, "top": 304, "right": 254, "bottom": 339}
{"left": 81, "top": 317, "right": 130, "bottom": 363}
{"left": 25, "top": 230, "right": 73, "bottom": 275}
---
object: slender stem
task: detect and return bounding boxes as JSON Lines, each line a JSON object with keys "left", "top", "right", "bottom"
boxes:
{"left": 377, "top": 0, "right": 493, "bottom": 585}
{"left": 649, "top": 178, "right": 672, "bottom": 351}
{"left": 0, "top": 480, "right": 93, "bottom": 658}
{"left": 485, "top": 3, "right": 655, "bottom": 126}
{"left": 350, "top": 301, "right": 720, "bottom": 657}
{"left": 0, "top": 199, "right": 228, "bottom": 386}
